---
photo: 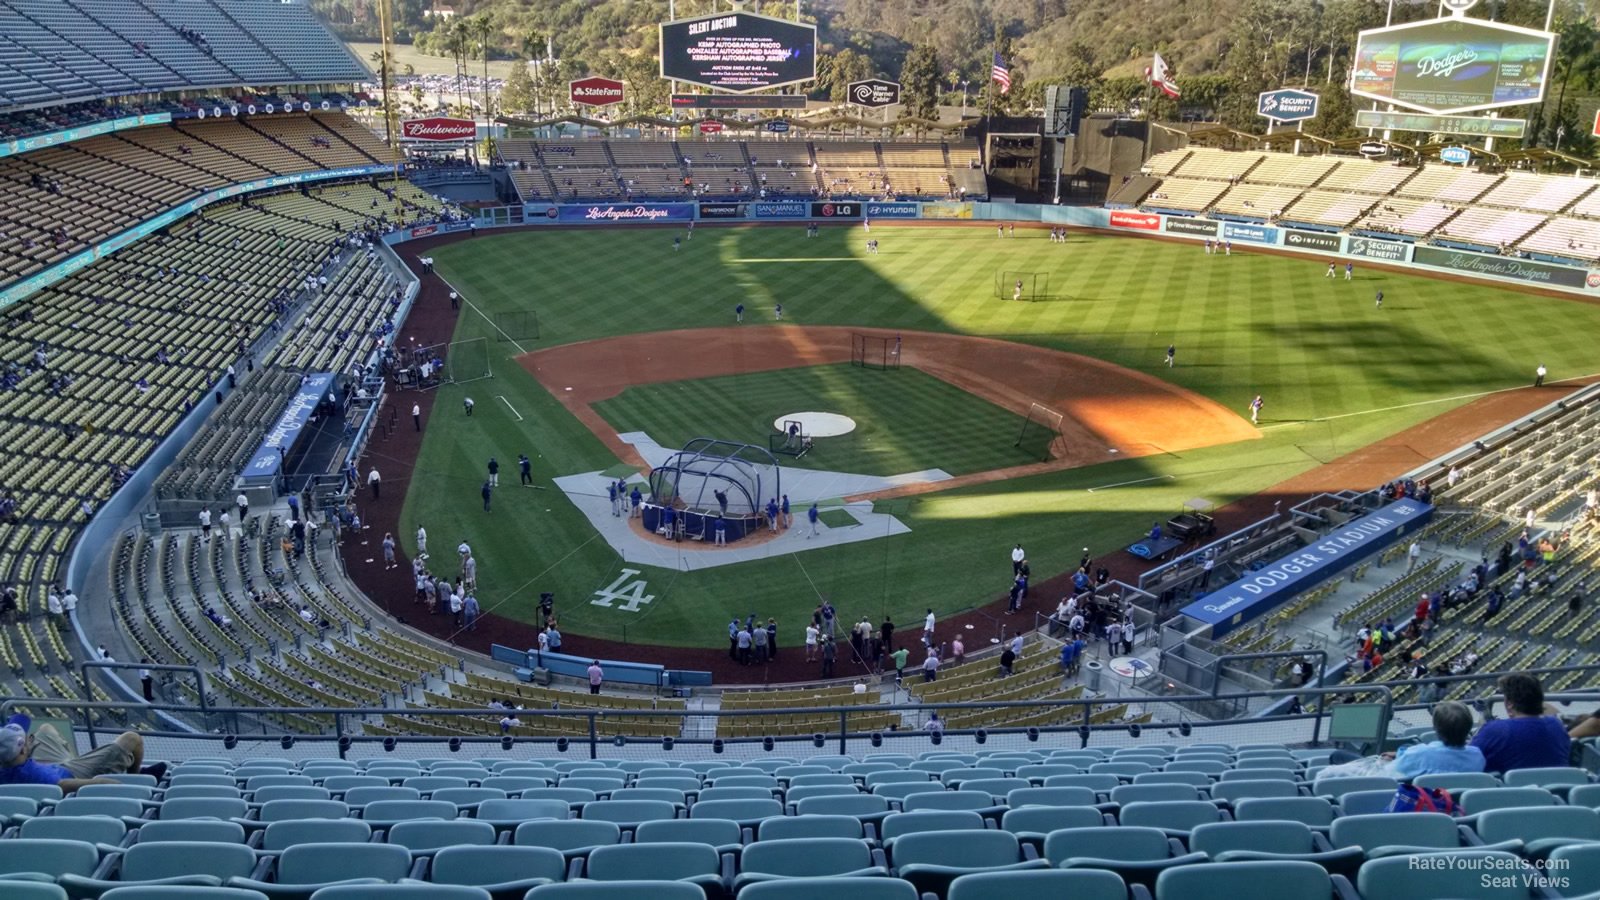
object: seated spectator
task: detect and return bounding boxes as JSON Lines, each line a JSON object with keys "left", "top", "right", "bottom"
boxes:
{"left": 1472, "top": 673, "right": 1571, "bottom": 772}
{"left": 0, "top": 714, "right": 159, "bottom": 794}
{"left": 1388, "top": 701, "right": 1486, "bottom": 777}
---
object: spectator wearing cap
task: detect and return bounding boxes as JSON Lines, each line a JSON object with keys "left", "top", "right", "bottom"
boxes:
{"left": 0, "top": 714, "right": 157, "bottom": 794}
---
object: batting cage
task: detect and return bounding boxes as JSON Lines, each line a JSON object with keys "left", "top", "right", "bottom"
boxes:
{"left": 995, "top": 271, "right": 1050, "bottom": 301}
{"left": 645, "top": 438, "right": 782, "bottom": 543}
{"left": 495, "top": 309, "right": 540, "bottom": 342}
{"left": 1015, "top": 401, "right": 1065, "bottom": 462}
{"left": 850, "top": 332, "right": 902, "bottom": 370}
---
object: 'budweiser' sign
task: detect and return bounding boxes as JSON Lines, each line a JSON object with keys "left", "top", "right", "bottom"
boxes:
{"left": 570, "top": 77, "right": 626, "bottom": 107}
{"left": 401, "top": 117, "right": 475, "bottom": 141}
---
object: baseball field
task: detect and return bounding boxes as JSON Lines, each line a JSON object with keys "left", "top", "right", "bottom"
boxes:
{"left": 369, "top": 222, "right": 1600, "bottom": 654}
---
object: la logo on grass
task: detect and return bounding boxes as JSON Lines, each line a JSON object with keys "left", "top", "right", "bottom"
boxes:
{"left": 591, "top": 569, "right": 655, "bottom": 612}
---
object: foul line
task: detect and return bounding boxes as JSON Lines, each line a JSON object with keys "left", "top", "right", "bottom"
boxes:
{"left": 1257, "top": 371, "right": 1600, "bottom": 431}
{"left": 1085, "top": 474, "right": 1175, "bottom": 493}
{"left": 437, "top": 274, "right": 528, "bottom": 355}
{"left": 497, "top": 395, "right": 524, "bottom": 421}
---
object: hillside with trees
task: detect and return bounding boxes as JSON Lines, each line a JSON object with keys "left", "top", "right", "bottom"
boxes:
{"left": 317, "top": 0, "right": 1599, "bottom": 153}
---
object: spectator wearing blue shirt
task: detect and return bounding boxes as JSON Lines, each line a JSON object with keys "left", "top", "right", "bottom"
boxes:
{"left": 807, "top": 503, "right": 820, "bottom": 537}
{"left": 1472, "top": 673, "right": 1572, "bottom": 772}
{"left": 0, "top": 714, "right": 152, "bottom": 794}
{"left": 1390, "top": 701, "right": 1486, "bottom": 777}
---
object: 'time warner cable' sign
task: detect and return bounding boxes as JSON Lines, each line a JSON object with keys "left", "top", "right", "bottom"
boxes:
{"left": 400, "top": 117, "right": 475, "bottom": 141}
{"left": 569, "top": 76, "right": 626, "bottom": 107}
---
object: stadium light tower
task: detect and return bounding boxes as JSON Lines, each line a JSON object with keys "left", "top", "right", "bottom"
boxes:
{"left": 374, "top": 0, "right": 403, "bottom": 175}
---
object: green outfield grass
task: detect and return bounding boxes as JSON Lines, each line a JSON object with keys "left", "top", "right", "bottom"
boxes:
{"left": 593, "top": 363, "right": 1037, "bottom": 477}
{"left": 403, "top": 223, "right": 1600, "bottom": 648}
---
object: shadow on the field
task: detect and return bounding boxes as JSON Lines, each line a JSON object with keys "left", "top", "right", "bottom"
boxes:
{"left": 1248, "top": 317, "right": 1521, "bottom": 394}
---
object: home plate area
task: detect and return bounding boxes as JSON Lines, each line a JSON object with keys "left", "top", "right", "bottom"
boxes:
{"left": 550, "top": 431, "right": 945, "bottom": 572}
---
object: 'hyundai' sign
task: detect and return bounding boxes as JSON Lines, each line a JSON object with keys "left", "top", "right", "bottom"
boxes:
{"left": 570, "top": 76, "right": 626, "bottom": 107}
{"left": 1257, "top": 88, "right": 1320, "bottom": 123}
{"left": 1439, "top": 146, "right": 1472, "bottom": 164}
{"left": 401, "top": 117, "right": 476, "bottom": 141}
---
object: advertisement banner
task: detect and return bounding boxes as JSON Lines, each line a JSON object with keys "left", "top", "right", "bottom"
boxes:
{"left": 409, "top": 225, "right": 439, "bottom": 238}
{"left": 697, "top": 202, "right": 745, "bottom": 218}
{"left": 811, "top": 201, "right": 860, "bottom": 218}
{"left": 1283, "top": 229, "right": 1342, "bottom": 252}
{"left": 751, "top": 201, "right": 810, "bottom": 218}
{"left": 1414, "top": 246, "right": 1589, "bottom": 288}
{"left": 558, "top": 203, "right": 696, "bottom": 223}
{"left": 1182, "top": 501, "right": 1432, "bottom": 636}
{"left": 1222, "top": 222, "right": 1278, "bottom": 244}
{"left": 570, "top": 76, "right": 626, "bottom": 107}
{"left": 1109, "top": 210, "right": 1161, "bottom": 231}
{"left": 848, "top": 79, "right": 902, "bottom": 109}
{"left": 671, "top": 94, "right": 807, "bottom": 109}
{"left": 1, "top": 112, "right": 173, "bottom": 158}
{"left": 1162, "top": 216, "right": 1217, "bottom": 236}
{"left": 920, "top": 202, "right": 974, "bottom": 220}
{"left": 1257, "top": 88, "right": 1320, "bottom": 123}
{"left": 864, "top": 202, "right": 919, "bottom": 219}
{"left": 1589, "top": 272, "right": 1600, "bottom": 290}
{"left": 401, "top": 117, "right": 476, "bottom": 141}
{"left": 1346, "top": 236, "right": 1413, "bottom": 262}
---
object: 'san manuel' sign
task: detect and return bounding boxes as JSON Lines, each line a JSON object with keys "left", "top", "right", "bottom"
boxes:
{"left": 1181, "top": 501, "right": 1433, "bottom": 636}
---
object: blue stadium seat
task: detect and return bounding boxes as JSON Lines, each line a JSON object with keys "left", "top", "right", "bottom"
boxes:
{"left": 384, "top": 819, "right": 496, "bottom": 855}
{"left": 731, "top": 878, "right": 917, "bottom": 900}
{"left": 889, "top": 830, "right": 1048, "bottom": 896}
{"left": 1116, "top": 800, "right": 1224, "bottom": 836}
{"left": 1111, "top": 784, "right": 1202, "bottom": 805}
{"left": 513, "top": 820, "right": 621, "bottom": 859}
{"left": 901, "top": 791, "right": 1001, "bottom": 815}
{"left": 999, "top": 805, "right": 1104, "bottom": 850}
{"left": 1312, "top": 777, "right": 1398, "bottom": 798}
{"left": 425, "top": 845, "right": 566, "bottom": 900}
{"left": 1503, "top": 768, "right": 1593, "bottom": 790}
{"left": 734, "top": 837, "right": 885, "bottom": 889}
{"left": 581, "top": 842, "right": 725, "bottom": 895}
{"left": 1336, "top": 790, "right": 1399, "bottom": 816}
{"left": 226, "top": 841, "right": 412, "bottom": 899}
{"left": 260, "top": 821, "right": 374, "bottom": 852}
{"left": 1155, "top": 859, "right": 1337, "bottom": 900}
{"left": 1414, "top": 773, "right": 1501, "bottom": 793}
{"left": 1459, "top": 788, "right": 1561, "bottom": 816}
{"left": 688, "top": 799, "right": 783, "bottom": 827}
{"left": 137, "top": 819, "right": 248, "bottom": 844}
{"left": 1044, "top": 825, "right": 1205, "bottom": 888}
{"left": 1006, "top": 786, "right": 1098, "bottom": 808}
{"left": 1357, "top": 850, "right": 1534, "bottom": 900}
{"left": 756, "top": 815, "right": 864, "bottom": 841}
{"left": 948, "top": 869, "right": 1128, "bottom": 900}
{"left": 159, "top": 798, "right": 249, "bottom": 821}
{"left": 20, "top": 815, "right": 126, "bottom": 846}
{"left": 1330, "top": 812, "right": 1472, "bottom": 858}
{"left": 1187, "top": 820, "right": 1363, "bottom": 875}
{"left": 634, "top": 818, "right": 741, "bottom": 853}
{"left": 879, "top": 810, "right": 986, "bottom": 844}
{"left": 1208, "top": 780, "right": 1301, "bottom": 803}
{"left": 523, "top": 882, "right": 704, "bottom": 900}
{"left": 1475, "top": 807, "right": 1600, "bottom": 857}
{"left": 1135, "top": 772, "right": 1214, "bottom": 789}
{"left": 59, "top": 840, "right": 257, "bottom": 897}
{"left": 0, "top": 838, "right": 107, "bottom": 881}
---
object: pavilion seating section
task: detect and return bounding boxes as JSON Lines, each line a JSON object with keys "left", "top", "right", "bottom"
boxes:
{"left": 0, "top": 745, "right": 1590, "bottom": 899}
{"left": 0, "top": 113, "right": 386, "bottom": 287}
{"left": 1133, "top": 147, "right": 1600, "bottom": 257}
{"left": 1209, "top": 182, "right": 1304, "bottom": 220}
{"left": 814, "top": 142, "right": 887, "bottom": 198}
{"left": 1520, "top": 217, "right": 1600, "bottom": 263}
{"left": 0, "top": 0, "right": 366, "bottom": 110}
{"left": 1434, "top": 207, "right": 1546, "bottom": 249}
{"left": 1278, "top": 191, "right": 1378, "bottom": 228}
{"left": 496, "top": 139, "right": 977, "bottom": 204}
{"left": 1240, "top": 154, "right": 1337, "bottom": 188}
{"left": 674, "top": 141, "right": 756, "bottom": 198}
{"left": 612, "top": 141, "right": 694, "bottom": 200}
{"left": 1143, "top": 178, "right": 1230, "bottom": 213}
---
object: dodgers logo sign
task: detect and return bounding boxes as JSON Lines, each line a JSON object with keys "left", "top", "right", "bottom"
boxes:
{"left": 1257, "top": 89, "right": 1320, "bottom": 123}
{"left": 556, "top": 203, "right": 695, "bottom": 223}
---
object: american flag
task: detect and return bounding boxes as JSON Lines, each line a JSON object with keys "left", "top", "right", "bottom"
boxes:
{"left": 991, "top": 52, "right": 1011, "bottom": 95}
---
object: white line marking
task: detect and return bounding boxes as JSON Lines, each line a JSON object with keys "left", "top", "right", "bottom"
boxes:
{"left": 1256, "top": 371, "right": 1600, "bottom": 431}
{"left": 1085, "top": 474, "right": 1175, "bottom": 493}
{"left": 436, "top": 274, "right": 528, "bottom": 355}
{"left": 497, "top": 395, "right": 524, "bottom": 421}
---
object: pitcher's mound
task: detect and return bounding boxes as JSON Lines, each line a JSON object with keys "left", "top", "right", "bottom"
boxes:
{"left": 775, "top": 411, "right": 856, "bottom": 438}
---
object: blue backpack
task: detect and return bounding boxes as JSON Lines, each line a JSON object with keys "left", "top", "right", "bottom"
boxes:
{"left": 1384, "top": 783, "right": 1460, "bottom": 814}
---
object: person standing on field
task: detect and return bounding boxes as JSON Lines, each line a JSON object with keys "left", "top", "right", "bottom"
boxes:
{"left": 487, "top": 457, "right": 499, "bottom": 488}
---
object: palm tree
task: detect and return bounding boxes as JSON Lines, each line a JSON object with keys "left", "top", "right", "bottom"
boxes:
{"left": 521, "top": 31, "right": 545, "bottom": 116}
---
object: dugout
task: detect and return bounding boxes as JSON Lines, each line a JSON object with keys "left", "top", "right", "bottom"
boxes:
{"left": 645, "top": 438, "right": 781, "bottom": 545}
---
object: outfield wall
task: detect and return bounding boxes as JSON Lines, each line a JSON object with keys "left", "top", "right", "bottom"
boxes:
{"left": 383, "top": 200, "right": 1600, "bottom": 300}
